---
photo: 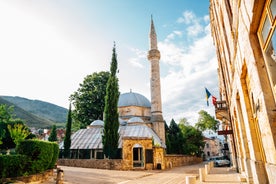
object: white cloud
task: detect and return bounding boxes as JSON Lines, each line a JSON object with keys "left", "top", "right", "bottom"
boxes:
{"left": 127, "top": 48, "right": 147, "bottom": 68}
{"left": 177, "top": 11, "right": 195, "bottom": 24}
{"left": 186, "top": 22, "right": 203, "bottom": 36}
{"left": 158, "top": 21, "right": 218, "bottom": 124}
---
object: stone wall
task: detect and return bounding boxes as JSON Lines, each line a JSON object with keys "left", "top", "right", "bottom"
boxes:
{"left": 58, "top": 155, "right": 202, "bottom": 170}
{"left": 164, "top": 155, "right": 202, "bottom": 169}
{"left": 2, "top": 169, "right": 53, "bottom": 183}
{"left": 58, "top": 159, "right": 122, "bottom": 170}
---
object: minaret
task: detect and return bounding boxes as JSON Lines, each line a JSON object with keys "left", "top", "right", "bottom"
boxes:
{"left": 147, "top": 17, "right": 165, "bottom": 143}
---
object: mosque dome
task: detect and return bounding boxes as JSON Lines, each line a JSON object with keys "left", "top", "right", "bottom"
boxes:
{"left": 118, "top": 92, "right": 151, "bottom": 108}
{"left": 119, "top": 118, "right": 127, "bottom": 126}
{"left": 90, "top": 120, "right": 104, "bottom": 127}
{"left": 127, "top": 117, "right": 144, "bottom": 124}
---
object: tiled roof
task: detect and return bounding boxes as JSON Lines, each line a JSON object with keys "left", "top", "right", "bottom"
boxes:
{"left": 59, "top": 125, "right": 165, "bottom": 149}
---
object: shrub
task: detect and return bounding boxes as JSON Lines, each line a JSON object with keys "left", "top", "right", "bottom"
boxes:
{"left": 0, "top": 154, "right": 29, "bottom": 178}
{"left": 16, "top": 140, "right": 58, "bottom": 174}
{"left": 48, "top": 142, "right": 59, "bottom": 169}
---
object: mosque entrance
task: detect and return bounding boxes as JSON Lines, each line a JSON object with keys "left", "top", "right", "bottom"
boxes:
{"left": 133, "top": 144, "right": 144, "bottom": 167}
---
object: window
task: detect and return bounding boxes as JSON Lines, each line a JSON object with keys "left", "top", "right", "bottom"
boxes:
{"left": 258, "top": 0, "right": 276, "bottom": 101}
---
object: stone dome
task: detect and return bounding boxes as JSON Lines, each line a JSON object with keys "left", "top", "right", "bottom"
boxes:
{"left": 118, "top": 92, "right": 151, "bottom": 107}
{"left": 119, "top": 118, "right": 127, "bottom": 126}
{"left": 127, "top": 117, "right": 144, "bottom": 124}
{"left": 90, "top": 120, "right": 104, "bottom": 126}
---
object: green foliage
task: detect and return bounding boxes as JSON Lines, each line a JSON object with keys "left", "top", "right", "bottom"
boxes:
{"left": 48, "top": 125, "right": 57, "bottom": 142}
{"left": 0, "top": 104, "right": 31, "bottom": 149}
{"left": 16, "top": 140, "right": 58, "bottom": 174}
{"left": 167, "top": 119, "right": 184, "bottom": 154}
{"left": 48, "top": 143, "right": 59, "bottom": 169}
{"left": 70, "top": 71, "right": 110, "bottom": 129}
{"left": 165, "top": 122, "right": 171, "bottom": 152}
{"left": 179, "top": 123, "right": 204, "bottom": 156}
{"left": 0, "top": 154, "right": 29, "bottom": 178}
{"left": 63, "top": 104, "right": 72, "bottom": 158}
{"left": 7, "top": 124, "right": 30, "bottom": 146}
{"left": 102, "top": 44, "right": 120, "bottom": 159}
{"left": 195, "top": 110, "right": 219, "bottom": 132}
{"left": 166, "top": 118, "right": 204, "bottom": 156}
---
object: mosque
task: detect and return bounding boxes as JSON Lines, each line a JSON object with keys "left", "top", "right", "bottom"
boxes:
{"left": 59, "top": 18, "right": 192, "bottom": 170}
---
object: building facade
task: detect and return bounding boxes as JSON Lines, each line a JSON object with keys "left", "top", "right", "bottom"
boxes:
{"left": 210, "top": 0, "right": 276, "bottom": 183}
{"left": 203, "top": 137, "right": 223, "bottom": 160}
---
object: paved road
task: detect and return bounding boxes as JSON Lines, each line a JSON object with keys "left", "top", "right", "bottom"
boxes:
{"left": 44, "top": 163, "right": 204, "bottom": 184}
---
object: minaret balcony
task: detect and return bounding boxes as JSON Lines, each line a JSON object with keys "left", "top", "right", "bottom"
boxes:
{"left": 215, "top": 100, "right": 229, "bottom": 121}
{"left": 147, "top": 49, "right": 160, "bottom": 60}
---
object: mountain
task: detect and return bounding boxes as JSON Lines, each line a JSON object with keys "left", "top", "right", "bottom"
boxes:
{"left": 0, "top": 96, "right": 68, "bottom": 128}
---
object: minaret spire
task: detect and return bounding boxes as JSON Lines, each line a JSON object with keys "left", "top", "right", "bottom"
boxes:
{"left": 147, "top": 16, "right": 165, "bottom": 144}
{"left": 149, "top": 15, "right": 158, "bottom": 50}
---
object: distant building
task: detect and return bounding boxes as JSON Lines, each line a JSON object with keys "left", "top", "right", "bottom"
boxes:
{"left": 203, "top": 137, "right": 223, "bottom": 160}
{"left": 210, "top": 0, "right": 276, "bottom": 183}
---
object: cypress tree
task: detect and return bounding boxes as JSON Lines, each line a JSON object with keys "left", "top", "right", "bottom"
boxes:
{"left": 102, "top": 43, "right": 120, "bottom": 159}
{"left": 64, "top": 104, "right": 72, "bottom": 158}
{"left": 48, "top": 124, "right": 57, "bottom": 142}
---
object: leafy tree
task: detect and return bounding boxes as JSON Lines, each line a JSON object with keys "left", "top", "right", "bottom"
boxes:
{"left": 102, "top": 43, "right": 120, "bottom": 159}
{"left": 7, "top": 123, "right": 30, "bottom": 146}
{"left": 70, "top": 71, "right": 110, "bottom": 129}
{"left": 48, "top": 125, "right": 57, "bottom": 142}
{"left": 179, "top": 122, "right": 204, "bottom": 156}
{"left": 195, "top": 110, "right": 219, "bottom": 132}
{"left": 64, "top": 104, "right": 72, "bottom": 158}
{"left": 0, "top": 129, "right": 5, "bottom": 145}
{"left": 167, "top": 119, "right": 184, "bottom": 154}
{"left": 0, "top": 104, "right": 31, "bottom": 149}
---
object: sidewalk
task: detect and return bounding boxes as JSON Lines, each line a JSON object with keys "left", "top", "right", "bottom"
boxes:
{"left": 196, "top": 164, "right": 247, "bottom": 184}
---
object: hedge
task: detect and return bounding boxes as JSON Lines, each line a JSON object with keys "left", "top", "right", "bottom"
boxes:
{"left": 0, "top": 154, "right": 29, "bottom": 178}
{"left": 16, "top": 140, "right": 59, "bottom": 174}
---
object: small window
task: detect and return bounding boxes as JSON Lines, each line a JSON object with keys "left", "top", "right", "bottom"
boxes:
{"left": 270, "top": 0, "right": 276, "bottom": 18}
{"left": 262, "top": 16, "right": 271, "bottom": 43}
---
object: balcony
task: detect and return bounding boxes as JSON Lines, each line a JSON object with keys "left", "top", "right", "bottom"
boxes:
{"left": 215, "top": 101, "right": 229, "bottom": 121}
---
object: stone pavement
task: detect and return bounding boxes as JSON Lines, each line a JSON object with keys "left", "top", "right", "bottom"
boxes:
{"left": 41, "top": 162, "right": 246, "bottom": 184}
{"left": 199, "top": 166, "right": 247, "bottom": 184}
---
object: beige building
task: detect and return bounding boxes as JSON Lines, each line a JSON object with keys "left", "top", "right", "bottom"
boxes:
{"left": 210, "top": 0, "right": 276, "bottom": 183}
{"left": 203, "top": 137, "right": 223, "bottom": 160}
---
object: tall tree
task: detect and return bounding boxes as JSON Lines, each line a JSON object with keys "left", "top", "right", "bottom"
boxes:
{"left": 64, "top": 104, "right": 72, "bottom": 158}
{"left": 102, "top": 43, "right": 120, "bottom": 159}
{"left": 48, "top": 125, "right": 57, "bottom": 142}
{"left": 70, "top": 71, "right": 110, "bottom": 129}
{"left": 164, "top": 122, "right": 171, "bottom": 153}
{"left": 167, "top": 119, "right": 184, "bottom": 154}
{"left": 195, "top": 110, "right": 219, "bottom": 132}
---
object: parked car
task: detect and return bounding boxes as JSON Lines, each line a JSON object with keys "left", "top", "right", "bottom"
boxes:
{"left": 208, "top": 156, "right": 230, "bottom": 167}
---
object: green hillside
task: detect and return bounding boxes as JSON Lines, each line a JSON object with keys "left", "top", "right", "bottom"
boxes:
{"left": 0, "top": 96, "right": 68, "bottom": 128}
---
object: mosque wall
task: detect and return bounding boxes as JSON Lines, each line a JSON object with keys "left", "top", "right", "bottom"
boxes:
{"left": 118, "top": 106, "right": 151, "bottom": 121}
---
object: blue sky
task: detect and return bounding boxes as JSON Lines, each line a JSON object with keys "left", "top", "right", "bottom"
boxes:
{"left": 0, "top": 1, "right": 218, "bottom": 125}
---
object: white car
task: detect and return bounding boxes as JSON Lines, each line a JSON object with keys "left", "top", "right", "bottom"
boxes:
{"left": 208, "top": 156, "right": 231, "bottom": 167}
{"left": 215, "top": 159, "right": 230, "bottom": 167}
